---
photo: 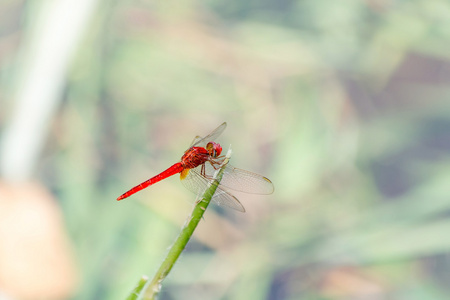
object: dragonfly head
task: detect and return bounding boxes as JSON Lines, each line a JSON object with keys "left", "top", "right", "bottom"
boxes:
{"left": 206, "top": 142, "right": 222, "bottom": 158}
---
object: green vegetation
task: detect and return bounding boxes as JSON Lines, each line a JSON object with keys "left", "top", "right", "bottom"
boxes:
{"left": 1, "top": 0, "right": 450, "bottom": 299}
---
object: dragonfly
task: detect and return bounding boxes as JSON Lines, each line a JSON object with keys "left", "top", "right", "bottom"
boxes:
{"left": 117, "top": 122, "right": 274, "bottom": 212}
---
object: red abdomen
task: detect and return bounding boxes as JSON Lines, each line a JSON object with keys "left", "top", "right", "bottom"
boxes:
{"left": 117, "top": 163, "right": 184, "bottom": 201}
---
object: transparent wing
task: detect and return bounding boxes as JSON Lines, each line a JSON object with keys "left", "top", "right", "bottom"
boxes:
{"left": 211, "top": 189, "right": 246, "bottom": 212}
{"left": 189, "top": 122, "right": 227, "bottom": 149}
{"left": 180, "top": 166, "right": 245, "bottom": 212}
{"left": 201, "top": 162, "right": 274, "bottom": 195}
{"left": 188, "top": 135, "right": 202, "bottom": 148}
{"left": 180, "top": 166, "right": 207, "bottom": 195}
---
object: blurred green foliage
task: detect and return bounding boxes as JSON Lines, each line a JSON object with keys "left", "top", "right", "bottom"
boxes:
{"left": 2, "top": 0, "right": 450, "bottom": 299}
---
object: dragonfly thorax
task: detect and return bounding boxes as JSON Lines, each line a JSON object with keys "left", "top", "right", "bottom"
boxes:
{"left": 181, "top": 147, "right": 210, "bottom": 169}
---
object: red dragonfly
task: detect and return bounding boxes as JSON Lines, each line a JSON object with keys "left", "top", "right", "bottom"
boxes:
{"left": 117, "top": 122, "right": 274, "bottom": 212}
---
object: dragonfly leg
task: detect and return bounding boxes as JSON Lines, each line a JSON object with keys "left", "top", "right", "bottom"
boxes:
{"left": 207, "top": 159, "right": 223, "bottom": 171}
{"left": 200, "top": 164, "right": 206, "bottom": 176}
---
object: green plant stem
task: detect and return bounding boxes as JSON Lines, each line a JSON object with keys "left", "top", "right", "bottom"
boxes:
{"left": 136, "top": 149, "right": 232, "bottom": 300}
{"left": 126, "top": 276, "right": 148, "bottom": 300}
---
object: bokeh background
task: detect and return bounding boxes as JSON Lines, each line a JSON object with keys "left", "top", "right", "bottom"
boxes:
{"left": 1, "top": 0, "right": 450, "bottom": 299}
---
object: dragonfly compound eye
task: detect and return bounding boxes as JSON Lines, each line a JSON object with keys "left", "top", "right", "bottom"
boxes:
{"left": 214, "top": 143, "right": 222, "bottom": 157}
{"left": 206, "top": 142, "right": 222, "bottom": 157}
